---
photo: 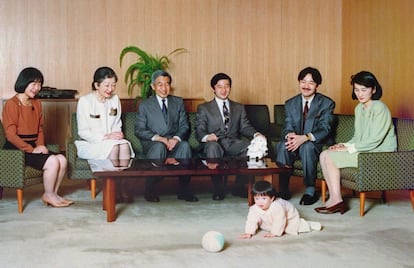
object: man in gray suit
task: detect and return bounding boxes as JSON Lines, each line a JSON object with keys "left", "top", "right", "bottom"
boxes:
{"left": 135, "top": 70, "right": 198, "bottom": 202}
{"left": 276, "top": 67, "right": 335, "bottom": 205}
{"left": 195, "top": 73, "right": 264, "bottom": 200}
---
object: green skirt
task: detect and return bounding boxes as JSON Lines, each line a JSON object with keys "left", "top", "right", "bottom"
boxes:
{"left": 327, "top": 150, "right": 358, "bottom": 168}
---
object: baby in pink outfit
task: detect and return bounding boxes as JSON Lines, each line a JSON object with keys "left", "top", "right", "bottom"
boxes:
{"left": 240, "top": 181, "right": 321, "bottom": 239}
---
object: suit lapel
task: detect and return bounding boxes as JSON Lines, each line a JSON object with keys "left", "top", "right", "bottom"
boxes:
{"left": 211, "top": 99, "right": 226, "bottom": 130}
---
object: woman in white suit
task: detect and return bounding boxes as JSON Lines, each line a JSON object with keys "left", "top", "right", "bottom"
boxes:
{"left": 75, "top": 67, "right": 135, "bottom": 202}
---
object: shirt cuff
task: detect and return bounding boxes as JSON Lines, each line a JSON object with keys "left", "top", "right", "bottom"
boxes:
{"left": 201, "top": 135, "right": 208, "bottom": 142}
{"left": 253, "top": 132, "right": 262, "bottom": 138}
{"left": 309, "top": 133, "right": 315, "bottom": 141}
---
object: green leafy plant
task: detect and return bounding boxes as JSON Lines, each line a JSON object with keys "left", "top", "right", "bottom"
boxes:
{"left": 120, "top": 46, "right": 187, "bottom": 99}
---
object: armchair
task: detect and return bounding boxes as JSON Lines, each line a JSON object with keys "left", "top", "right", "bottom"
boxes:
{"left": 66, "top": 112, "right": 145, "bottom": 199}
{"left": 337, "top": 118, "right": 414, "bottom": 216}
{"left": 66, "top": 113, "right": 95, "bottom": 198}
{"left": 0, "top": 120, "right": 59, "bottom": 213}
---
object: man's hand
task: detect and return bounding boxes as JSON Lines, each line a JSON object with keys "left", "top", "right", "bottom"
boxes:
{"left": 206, "top": 133, "right": 219, "bottom": 142}
{"left": 285, "top": 133, "right": 308, "bottom": 152}
{"left": 166, "top": 137, "right": 179, "bottom": 151}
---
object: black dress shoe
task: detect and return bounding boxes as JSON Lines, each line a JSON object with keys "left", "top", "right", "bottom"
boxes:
{"left": 144, "top": 192, "right": 160, "bottom": 202}
{"left": 299, "top": 193, "right": 319, "bottom": 205}
{"left": 276, "top": 191, "right": 291, "bottom": 200}
{"left": 315, "top": 201, "right": 348, "bottom": 214}
{"left": 177, "top": 193, "right": 199, "bottom": 202}
{"left": 116, "top": 193, "right": 134, "bottom": 204}
{"left": 212, "top": 193, "right": 225, "bottom": 201}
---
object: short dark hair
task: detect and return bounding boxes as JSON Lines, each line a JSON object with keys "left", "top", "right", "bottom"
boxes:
{"left": 210, "top": 73, "right": 232, "bottom": 89}
{"left": 92, "top": 66, "right": 118, "bottom": 90}
{"left": 251, "top": 181, "right": 276, "bottom": 198}
{"left": 151, "top": 70, "right": 172, "bottom": 84}
{"left": 351, "top": 71, "right": 383, "bottom": 100}
{"left": 297, "top": 67, "right": 322, "bottom": 85}
{"left": 14, "top": 67, "right": 44, "bottom": 93}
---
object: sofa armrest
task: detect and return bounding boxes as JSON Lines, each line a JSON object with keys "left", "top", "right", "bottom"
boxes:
{"left": 0, "top": 149, "right": 25, "bottom": 187}
{"left": 66, "top": 137, "right": 77, "bottom": 166}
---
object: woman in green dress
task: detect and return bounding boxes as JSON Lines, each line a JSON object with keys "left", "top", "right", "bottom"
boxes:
{"left": 315, "top": 71, "right": 397, "bottom": 214}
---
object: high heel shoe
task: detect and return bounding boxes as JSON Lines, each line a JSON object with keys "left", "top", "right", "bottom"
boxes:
{"left": 42, "top": 198, "right": 70, "bottom": 208}
{"left": 314, "top": 201, "right": 348, "bottom": 214}
{"left": 61, "top": 199, "right": 75, "bottom": 206}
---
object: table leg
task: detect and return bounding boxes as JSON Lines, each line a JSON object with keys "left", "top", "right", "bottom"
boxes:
{"left": 102, "top": 181, "right": 106, "bottom": 211}
{"left": 248, "top": 176, "right": 254, "bottom": 206}
{"left": 104, "top": 178, "right": 116, "bottom": 222}
{"left": 263, "top": 174, "right": 273, "bottom": 184}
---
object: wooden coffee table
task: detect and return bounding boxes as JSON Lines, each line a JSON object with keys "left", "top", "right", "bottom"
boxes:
{"left": 89, "top": 158, "right": 291, "bottom": 222}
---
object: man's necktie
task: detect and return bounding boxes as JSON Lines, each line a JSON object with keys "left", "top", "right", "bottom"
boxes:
{"left": 162, "top": 98, "right": 168, "bottom": 121}
{"left": 302, "top": 101, "right": 309, "bottom": 133}
{"left": 223, "top": 101, "right": 229, "bottom": 134}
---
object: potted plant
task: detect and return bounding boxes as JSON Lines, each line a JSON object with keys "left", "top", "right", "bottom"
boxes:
{"left": 120, "top": 46, "right": 187, "bottom": 99}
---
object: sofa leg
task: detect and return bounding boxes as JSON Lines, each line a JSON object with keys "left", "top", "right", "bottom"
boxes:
{"left": 90, "top": 179, "right": 96, "bottom": 199}
{"left": 359, "top": 192, "right": 366, "bottom": 217}
{"left": 321, "top": 180, "right": 326, "bottom": 203}
{"left": 381, "top": 191, "right": 387, "bottom": 204}
{"left": 410, "top": 190, "right": 414, "bottom": 211}
{"left": 17, "top": 189, "right": 23, "bottom": 213}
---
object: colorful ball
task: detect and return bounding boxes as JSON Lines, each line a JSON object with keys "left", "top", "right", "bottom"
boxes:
{"left": 201, "top": 231, "right": 225, "bottom": 252}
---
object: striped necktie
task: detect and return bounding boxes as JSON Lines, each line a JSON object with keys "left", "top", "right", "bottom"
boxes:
{"left": 223, "top": 101, "right": 229, "bottom": 133}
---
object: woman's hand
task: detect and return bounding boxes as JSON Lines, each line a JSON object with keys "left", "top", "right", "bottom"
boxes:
{"left": 32, "top": 145, "right": 48, "bottom": 154}
{"left": 104, "top": 131, "right": 124, "bottom": 140}
{"left": 328, "top": 143, "right": 348, "bottom": 151}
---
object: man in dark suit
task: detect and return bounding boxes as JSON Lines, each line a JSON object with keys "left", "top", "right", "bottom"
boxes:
{"left": 135, "top": 70, "right": 198, "bottom": 202}
{"left": 195, "top": 73, "right": 264, "bottom": 200}
{"left": 276, "top": 67, "right": 335, "bottom": 205}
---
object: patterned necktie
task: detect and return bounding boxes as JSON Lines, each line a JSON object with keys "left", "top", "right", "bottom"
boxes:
{"left": 223, "top": 101, "right": 229, "bottom": 133}
{"left": 302, "top": 101, "right": 309, "bottom": 133}
{"left": 162, "top": 98, "right": 168, "bottom": 121}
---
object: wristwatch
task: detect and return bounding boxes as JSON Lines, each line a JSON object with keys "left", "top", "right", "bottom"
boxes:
{"left": 306, "top": 133, "right": 312, "bottom": 141}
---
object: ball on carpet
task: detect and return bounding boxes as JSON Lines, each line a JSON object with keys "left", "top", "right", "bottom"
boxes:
{"left": 201, "top": 231, "right": 225, "bottom": 252}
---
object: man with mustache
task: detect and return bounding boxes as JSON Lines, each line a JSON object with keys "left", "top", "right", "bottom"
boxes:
{"left": 275, "top": 67, "right": 335, "bottom": 205}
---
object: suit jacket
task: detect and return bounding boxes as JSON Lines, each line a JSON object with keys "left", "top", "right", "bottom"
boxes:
{"left": 282, "top": 93, "right": 335, "bottom": 146}
{"left": 195, "top": 99, "right": 256, "bottom": 141}
{"left": 135, "top": 95, "right": 189, "bottom": 149}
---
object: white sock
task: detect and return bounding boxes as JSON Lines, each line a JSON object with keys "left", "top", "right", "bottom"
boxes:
{"left": 298, "top": 219, "right": 322, "bottom": 233}
{"left": 308, "top": 221, "right": 322, "bottom": 231}
{"left": 298, "top": 218, "right": 311, "bottom": 233}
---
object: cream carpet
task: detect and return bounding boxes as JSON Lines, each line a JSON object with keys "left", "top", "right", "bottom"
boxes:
{"left": 0, "top": 177, "right": 413, "bottom": 268}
